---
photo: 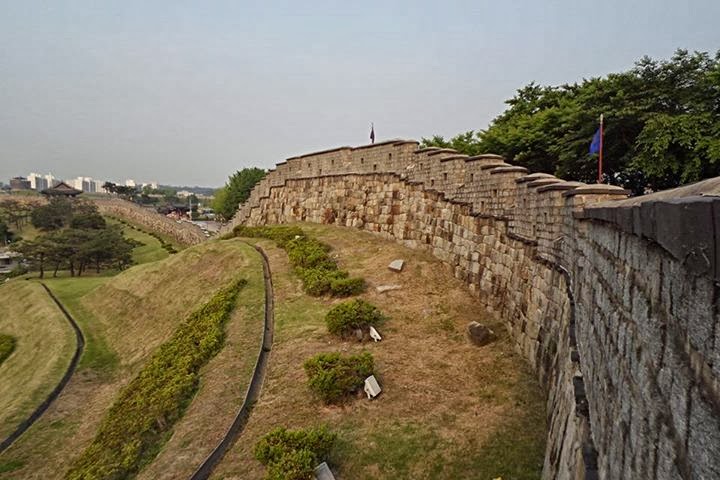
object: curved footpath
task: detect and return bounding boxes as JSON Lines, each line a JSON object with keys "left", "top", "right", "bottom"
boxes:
{"left": 189, "top": 244, "right": 275, "bottom": 480}
{"left": 0, "top": 283, "right": 85, "bottom": 454}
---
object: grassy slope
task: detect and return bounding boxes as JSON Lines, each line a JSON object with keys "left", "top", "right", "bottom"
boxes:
{"left": 0, "top": 282, "right": 75, "bottom": 440}
{"left": 137, "top": 240, "right": 265, "bottom": 480}
{"left": 106, "top": 218, "right": 170, "bottom": 264}
{"left": 0, "top": 239, "right": 254, "bottom": 479}
{"left": 212, "top": 224, "right": 546, "bottom": 480}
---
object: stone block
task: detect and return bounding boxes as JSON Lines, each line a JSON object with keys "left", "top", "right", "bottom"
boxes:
{"left": 655, "top": 197, "right": 716, "bottom": 278}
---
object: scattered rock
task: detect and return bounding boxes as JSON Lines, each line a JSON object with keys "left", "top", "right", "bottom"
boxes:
{"left": 467, "top": 321, "right": 496, "bottom": 346}
{"left": 376, "top": 284, "right": 402, "bottom": 293}
{"left": 388, "top": 259, "right": 405, "bottom": 272}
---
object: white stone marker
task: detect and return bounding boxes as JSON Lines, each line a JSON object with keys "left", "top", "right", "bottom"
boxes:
{"left": 314, "top": 462, "right": 336, "bottom": 480}
{"left": 369, "top": 326, "right": 382, "bottom": 342}
{"left": 376, "top": 284, "right": 402, "bottom": 293}
{"left": 315, "top": 462, "right": 335, "bottom": 480}
{"left": 388, "top": 259, "right": 405, "bottom": 272}
{"left": 364, "top": 375, "right": 382, "bottom": 399}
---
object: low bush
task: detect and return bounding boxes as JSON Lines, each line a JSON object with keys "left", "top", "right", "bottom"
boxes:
{"left": 65, "top": 277, "right": 246, "bottom": 480}
{"left": 232, "top": 225, "right": 365, "bottom": 297}
{"left": 0, "top": 334, "right": 16, "bottom": 365}
{"left": 254, "top": 425, "right": 336, "bottom": 480}
{"left": 329, "top": 277, "right": 366, "bottom": 296}
{"left": 304, "top": 351, "right": 375, "bottom": 404}
{"left": 325, "top": 299, "right": 386, "bottom": 338}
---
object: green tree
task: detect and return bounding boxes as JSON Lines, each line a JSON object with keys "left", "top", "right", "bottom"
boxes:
{"left": 214, "top": 168, "right": 267, "bottom": 220}
{"left": 424, "top": 49, "right": 720, "bottom": 194}
{"left": 31, "top": 198, "right": 73, "bottom": 231}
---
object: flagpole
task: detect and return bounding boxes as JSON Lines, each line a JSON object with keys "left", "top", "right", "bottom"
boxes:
{"left": 598, "top": 114, "right": 604, "bottom": 183}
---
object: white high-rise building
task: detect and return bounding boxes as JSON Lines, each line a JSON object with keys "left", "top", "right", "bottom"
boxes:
{"left": 45, "top": 173, "right": 58, "bottom": 188}
{"left": 28, "top": 173, "right": 49, "bottom": 191}
{"left": 125, "top": 179, "right": 136, "bottom": 188}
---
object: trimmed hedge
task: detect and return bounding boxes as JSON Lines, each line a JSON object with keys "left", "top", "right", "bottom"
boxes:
{"left": 303, "top": 352, "right": 375, "bottom": 404}
{"left": 232, "top": 225, "right": 365, "bottom": 297}
{"left": 325, "top": 299, "right": 386, "bottom": 338}
{"left": 0, "top": 334, "right": 16, "bottom": 365}
{"left": 65, "top": 277, "right": 246, "bottom": 480}
{"left": 254, "top": 425, "right": 336, "bottom": 480}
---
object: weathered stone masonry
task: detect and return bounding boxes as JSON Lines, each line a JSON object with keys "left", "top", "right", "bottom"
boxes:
{"left": 227, "top": 140, "right": 720, "bottom": 480}
{"left": 94, "top": 198, "right": 206, "bottom": 246}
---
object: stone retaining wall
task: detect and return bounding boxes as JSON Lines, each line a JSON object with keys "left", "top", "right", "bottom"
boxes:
{"left": 229, "top": 140, "right": 720, "bottom": 480}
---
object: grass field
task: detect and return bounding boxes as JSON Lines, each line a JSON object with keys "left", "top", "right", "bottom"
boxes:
{"left": 0, "top": 282, "right": 75, "bottom": 441}
{"left": 106, "top": 217, "right": 170, "bottom": 264}
{"left": 0, "top": 239, "right": 255, "bottom": 479}
{"left": 212, "top": 224, "right": 546, "bottom": 480}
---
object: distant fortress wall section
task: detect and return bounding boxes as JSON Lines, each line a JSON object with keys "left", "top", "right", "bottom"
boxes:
{"left": 228, "top": 140, "right": 720, "bottom": 480}
{"left": 94, "top": 198, "right": 206, "bottom": 246}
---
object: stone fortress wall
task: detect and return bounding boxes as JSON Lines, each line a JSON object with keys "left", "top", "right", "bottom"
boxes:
{"left": 226, "top": 140, "right": 720, "bottom": 480}
{"left": 94, "top": 198, "right": 206, "bottom": 246}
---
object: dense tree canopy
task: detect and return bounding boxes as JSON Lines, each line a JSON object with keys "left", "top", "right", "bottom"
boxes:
{"left": 212, "top": 167, "right": 267, "bottom": 220}
{"left": 422, "top": 49, "right": 720, "bottom": 194}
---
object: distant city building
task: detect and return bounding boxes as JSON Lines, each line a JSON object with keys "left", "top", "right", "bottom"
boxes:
{"left": 45, "top": 173, "right": 59, "bottom": 188}
{"left": 69, "top": 176, "right": 99, "bottom": 193}
{"left": 9, "top": 176, "right": 31, "bottom": 190}
{"left": 176, "top": 190, "right": 194, "bottom": 198}
{"left": 125, "top": 179, "right": 136, "bottom": 188}
{"left": 28, "top": 172, "right": 49, "bottom": 191}
{"left": 141, "top": 181, "right": 159, "bottom": 190}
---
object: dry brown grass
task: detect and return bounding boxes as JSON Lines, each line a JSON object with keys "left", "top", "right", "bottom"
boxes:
{"left": 211, "top": 224, "right": 546, "bottom": 480}
{"left": 0, "top": 282, "right": 75, "bottom": 440}
{"left": 0, "top": 239, "right": 258, "bottom": 479}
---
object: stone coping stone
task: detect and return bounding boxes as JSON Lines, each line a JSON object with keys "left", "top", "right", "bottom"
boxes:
{"left": 562, "top": 184, "right": 630, "bottom": 197}
{"left": 516, "top": 172, "right": 557, "bottom": 184}
{"left": 480, "top": 162, "right": 510, "bottom": 170}
{"left": 527, "top": 178, "right": 563, "bottom": 188}
{"left": 489, "top": 166, "right": 529, "bottom": 175}
{"left": 537, "top": 181, "right": 586, "bottom": 193}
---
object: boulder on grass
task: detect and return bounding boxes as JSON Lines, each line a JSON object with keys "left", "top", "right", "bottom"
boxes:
{"left": 467, "top": 321, "right": 496, "bottom": 346}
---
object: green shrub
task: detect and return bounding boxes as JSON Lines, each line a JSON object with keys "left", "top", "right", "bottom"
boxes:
{"left": 0, "top": 334, "right": 16, "bottom": 365}
{"left": 254, "top": 426, "right": 336, "bottom": 480}
{"left": 304, "top": 352, "right": 375, "bottom": 404}
{"left": 325, "top": 299, "right": 386, "bottom": 338}
{"left": 329, "top": 277, "right": 366, "bottom": 296}
{"left": 65, "top": 277, "right": 246, "bottom": 480}
{"left": 232, "top": 226, "right": 364, "bottom": 297}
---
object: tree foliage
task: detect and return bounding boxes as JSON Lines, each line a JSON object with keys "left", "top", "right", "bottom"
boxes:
{"left": 13, "top": 201, "right": 138, "bottom": 278}
{"left": 421, "top": 49, "right": 720, "bottom": 194}
{"left": 213, "top": 168, "right": 267, "bottom": 220}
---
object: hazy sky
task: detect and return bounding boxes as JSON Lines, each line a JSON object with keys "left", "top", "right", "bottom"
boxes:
{"left": 1, "top": 1, "right": 718, "bottom": 187}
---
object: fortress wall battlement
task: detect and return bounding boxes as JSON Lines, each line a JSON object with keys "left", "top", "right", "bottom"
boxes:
{"left": 227, "top": 141, "right": 720, "bottom": 480}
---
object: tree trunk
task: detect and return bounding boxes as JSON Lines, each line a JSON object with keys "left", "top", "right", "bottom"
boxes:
{"left": 39, "top": 253, "right": 44, "bottom": 279}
